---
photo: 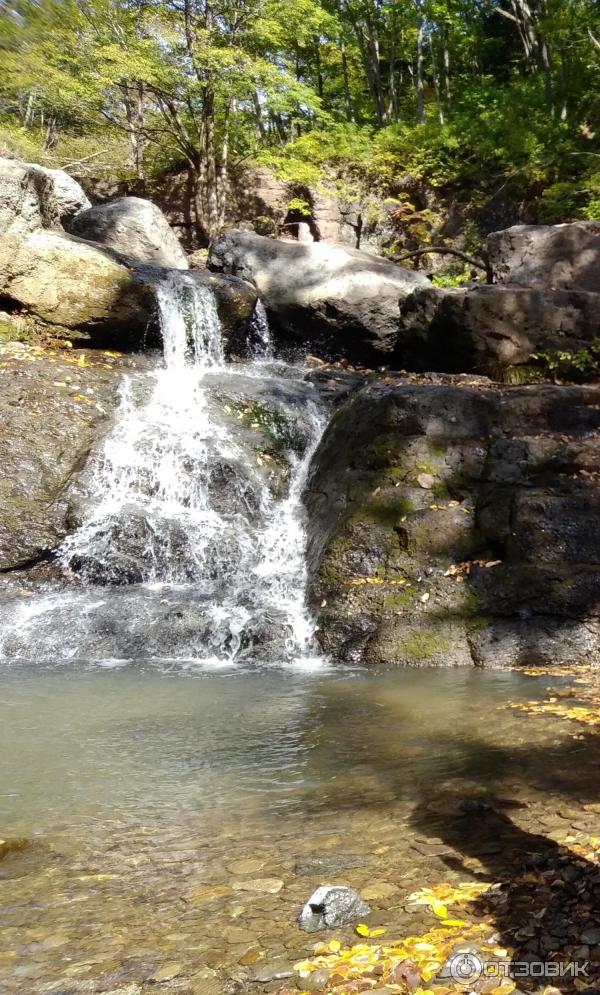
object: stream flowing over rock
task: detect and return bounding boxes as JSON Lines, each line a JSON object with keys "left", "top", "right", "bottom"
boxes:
{"left": 306, "top": 376, "right": 600, "bottom": 668}
{"left": 208, "top": 228, "right": 428, "bottom": 363}
{"left": 0, "top": 273, "right": 327, "bottom": 667}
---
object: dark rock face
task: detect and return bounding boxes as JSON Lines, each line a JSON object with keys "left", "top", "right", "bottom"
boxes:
{"left": 0, "top": 344, "right": 124, "bottom": 571}
{"left": 305, "top": 376, "right": 600, "bottom": 667}
{"left": 208, "top": 228, "right": 428, "bottom": 363}
{"left": 399, "top": 220, "right": 600, "bottom": 378}
{"left": 71, "top": 196, "right": 189, "bottom": 270}
{"left": 399, "top": 284, "right": 600, "bottom": 376}
{"left": 488, "top": 221, "right": 600, "bottom": 291}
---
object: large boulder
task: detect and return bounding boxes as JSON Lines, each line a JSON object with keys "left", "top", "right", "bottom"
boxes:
{"left": 0, "top": 343, "right": 123, "bottom": 571}
{"left": 305, "top": 375, "right": 600, "bottom": 668}
{"left": 399, "top": 283, "right": 600, "bottom": 376}
{"left": 71, "top": 196, "right": 188, "bottom": 269}
{"left": 488, "top": 221, "right": 600, "bottom": 291}
{"left": 208, "top": 229, "right": 428, "bottom": 363}
{"left": 0, "top": 229, "right": 155, "bottom": 341}
{"left": 0, "top": 158, "right": 90, "bottom": 235}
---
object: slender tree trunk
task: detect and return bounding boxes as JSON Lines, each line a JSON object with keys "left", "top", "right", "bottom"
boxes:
{"left": 430, "top": 32, "right": 445, "bottom": 124}
{"left": 314, "top": 38, "right": 324, "bottom": 99}
{"left": 341, "top": 43, "right": 353, "bottom": 122}
{"left": 417, "top": 20, "right": 425, "bottom": 125}
{"left": 443, "top": 27, "right": 451, "bottom": 109}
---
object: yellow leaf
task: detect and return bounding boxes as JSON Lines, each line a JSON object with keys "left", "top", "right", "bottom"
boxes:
{"left": 370, "top": 928, "right": 387, "bottom": 936}
{"left": 355, "top": 924, "right": 371, "bottom": 937}
{"left": 328, "top": 939, "right": 341, "bottom": 952}
{"left": 429, "top": 899, "right": 448, "bottom": 918}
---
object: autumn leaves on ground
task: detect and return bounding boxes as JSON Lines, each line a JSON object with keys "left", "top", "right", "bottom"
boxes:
{"left": 278, "top": 666, "right": 600, "bottom": 995}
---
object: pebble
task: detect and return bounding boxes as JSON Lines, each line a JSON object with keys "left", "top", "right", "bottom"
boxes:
{"left": 148, "top": 962, "right": 183, "bottom": 982}
{"left": 362, "top": 881, "right": 399, "bottom": 902}
{"left": 299, "top": 968, "right": 330, "bottom": 991}
{"left": 232, "top": 877, "right": 284, "bottom": 894}
{"left": 581, "top": 928, "right": 600, "bottom": 945}
{"left": 227, "top": 857, "right": 266, "bottom": 875}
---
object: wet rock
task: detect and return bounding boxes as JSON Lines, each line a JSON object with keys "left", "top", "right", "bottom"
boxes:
{"left": 301, "top": 967, "right": 331, "bottom": 991}
{"left": 295, "top": 854, "right": 369, "bottom": 877}
{"left": 148, "top": 961, "right": 183, "bottom": 982}
{"left": 306, "top": 377, "right": 600, "bottom": 667}
{"left": 361, "top": 881, "right": 400, "bottom": 902}
{"left": 227, "top": 857, "right": 266, "bottom": 875}
{"left": 0, "top": 346, "right": 122, "bottom": 571}
{"left": 298, "top": 885, "right": 371, "bottom": 932}
{"left": 71, "top": 196, "right": 188, "bottom": 269}
{"left": 208, "top": 228, "right": 428, "bottom": 364}
{"left": 0, "top": 837, "right": 27, "bottom": 860}
{"left": 250, "top": 961, "right": 294, "bottom": 983}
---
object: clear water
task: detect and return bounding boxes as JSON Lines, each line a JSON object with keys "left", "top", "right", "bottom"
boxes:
{"left": 0, "top": 666, "right": 593, "bottom": 993}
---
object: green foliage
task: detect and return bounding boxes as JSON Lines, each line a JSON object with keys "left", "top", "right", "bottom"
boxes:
{"left": 431, "top": 262, "right": 473, "bottom": 288}
{"left": 0, "top": 0, "right": 598, "bottom": 230}
{"left": 533, "top": 341, "right": 600, "bottom": 382}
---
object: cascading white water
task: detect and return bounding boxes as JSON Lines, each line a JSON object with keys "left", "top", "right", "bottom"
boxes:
{"left": 0, "top": 272, "right": 326, "bottom": 669}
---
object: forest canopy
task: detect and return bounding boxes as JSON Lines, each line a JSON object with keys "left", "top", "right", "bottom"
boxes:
{"left": 0, "top": 0, "right": 599, "bottom": 235}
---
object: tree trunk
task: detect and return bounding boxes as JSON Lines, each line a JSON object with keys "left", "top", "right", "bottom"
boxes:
{"left": 417, "top": 21, "right": 425, "bottom": 125}
{"left": 341, "top": 43, "right": 353, "bottom": 122}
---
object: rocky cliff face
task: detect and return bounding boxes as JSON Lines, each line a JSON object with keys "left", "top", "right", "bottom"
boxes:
{"left": 306, "top": 375, "right": 600, "bottom": 668}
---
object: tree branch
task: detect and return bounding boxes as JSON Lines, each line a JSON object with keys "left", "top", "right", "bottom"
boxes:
{"left": 394, "top": 246, "right": 493, "bottom": 283}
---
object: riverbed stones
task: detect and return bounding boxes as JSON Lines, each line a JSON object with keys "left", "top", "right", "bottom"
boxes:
{"left": 299, "top": 886, "right": 371, "bottom": 932}
{"left": 208, "top": 228, "right": 428, "bottom": 363}
{"left": 306, "top": 375, "right": 600, "bottom": 667}
{"left": 232, "top": 877, "right": 284, "bottom": 894}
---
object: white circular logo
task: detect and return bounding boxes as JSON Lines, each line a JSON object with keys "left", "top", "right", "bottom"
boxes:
{"left": 449, "top": 952, "right": 484, "bottom": 984}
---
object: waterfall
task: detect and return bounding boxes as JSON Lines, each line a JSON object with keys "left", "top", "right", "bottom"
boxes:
{"left": 0, "top": 273, "right": 326, "bottom": 669}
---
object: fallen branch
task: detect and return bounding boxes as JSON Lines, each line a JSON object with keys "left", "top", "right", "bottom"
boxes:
{"left": 394, "top": 245, "right": 493, "bottom": 284}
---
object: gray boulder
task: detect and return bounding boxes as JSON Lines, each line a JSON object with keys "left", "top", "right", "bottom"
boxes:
{"left": 209, "top": 228, "right": 428, "bottom": 362}
{"left": 299, "top": 886, "right": 371, "bottom": 932}
{"left": 488, "top": 220, "right": 600, "bottom": 291}
{"left": 305, "top": 375, "right": 600, "bottom": 668}
{"left": 0, "top": 229, "right": 154, "bottom": 341}
{"left": 71, "top": 196, "right": 188, "bottom": 269}
{"left": 399, "top": 283, "right": 600, "bottom": 376}
{"left": 0, "top": 158, "right": 90, "bottom": 235}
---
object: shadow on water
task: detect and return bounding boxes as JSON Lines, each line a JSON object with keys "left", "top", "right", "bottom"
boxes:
{"left": 295, "top": 676, "right": 600, "bottom": 989}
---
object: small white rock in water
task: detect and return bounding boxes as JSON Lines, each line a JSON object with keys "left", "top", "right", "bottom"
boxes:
{"left": 299, "top": 885, "right": 371, "bottom": 932}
